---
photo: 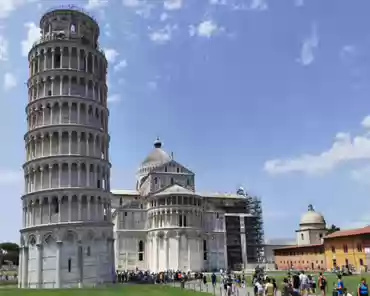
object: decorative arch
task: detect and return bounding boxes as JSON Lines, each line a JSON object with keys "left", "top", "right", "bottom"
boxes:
{"left": 43, "top": 232, "right": 56, "bottom": 245}
{"left": 28, "top": 235, "right": 37, "bottom": 246}
{"left": 63, "top": 230, "right": 78, "bottom": 243}
{"left": 84, "top": 229, "right": 95, "bottom": 242}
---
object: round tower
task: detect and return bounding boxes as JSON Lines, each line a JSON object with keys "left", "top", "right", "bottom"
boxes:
{"left": 19, "top": 7, "right": 113, "bottom": 289}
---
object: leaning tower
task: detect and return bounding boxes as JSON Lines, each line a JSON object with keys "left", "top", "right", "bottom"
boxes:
{"left": 19, "top": 7, "right": 114, "bottom": 288}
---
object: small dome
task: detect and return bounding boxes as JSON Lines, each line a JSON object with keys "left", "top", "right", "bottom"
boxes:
{"left": 141, "top": 138, "right": 171, "bottom": 166}
{"left": 300, "top": 204, "right": 325, "bottom": 225}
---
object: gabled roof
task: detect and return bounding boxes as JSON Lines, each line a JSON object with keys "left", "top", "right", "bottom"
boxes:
{"left": 152, "top": 183, "right": 196, "bottom": 197}
{"left": 151, "top": 159, "right": 194, "bottom": 175}
{"left": 324, "top": 226, "right": 370, "bottom": 239}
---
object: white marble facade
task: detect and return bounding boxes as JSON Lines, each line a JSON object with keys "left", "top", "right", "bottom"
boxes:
{"left": 112, "top": 139, "right": 239, "bottom": 272}
{"left": 19, "top": 9, "right": 114, "bottom": 288}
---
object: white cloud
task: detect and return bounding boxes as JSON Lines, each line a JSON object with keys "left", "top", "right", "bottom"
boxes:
{"left": 104, "top": 23, "right": 111, "bottom": 37}
{"left": 122, "top": 0, "right": 154, "bottom": 18}
{"left": 160, "top": 12, "right": 169, "bottom": 21}
{"left": 340, "top": 45, "right": 357, "bottom": 61}
{"left": 189, "top": 20, "right": 222, "bottom": 38}
{"left": 361, "top": 115, "right": 370, "bottom": 129}
{"left": 104, "top": 48, "right": 119, "bottom": 63}
{"left": 295, "top": 0, "right": 304, "bottom": 7}
{"left": 148, "top": 81, "right": 157, "bottom": 90}
{"left": 21, "top": 22, "right": 40, "bottom": 57}
{"left": 298, "top": 22, "right": 319, "bottom": 66}
{"left": 0, "top": 0, "right": 39, "bottom": 19}
{"left": 0, "top": 169, "right": 22, "bottom": 185}
{"left": 3, "top": 72, "right": 17, "bottom": 91}
{"left": 0, "top": 35, "right": 8, "bottom": 61}
{"left": 107, "top": 94, "right": 121, "bottom": 103}
{"left": 264, "top": 115, "right": 370, "bottom": 175}
{"left": 149, "top": 25, "right": 177, "bottom": 44}
{"left": 351, "top": 166, "right": 370, "bottom": 185}
{"left": 250, "top": 0, "right": 268, "bottom": 10}
{"left": 122, "top": 0, "right": 141, "bottom": 6}
{"left": 209, "top": 0, "right": 227, "bottom": 5}
{"left": 114, "top": 59, "right": 127, "bottom": 72}
{"left": 85, "top": 0, "right": 108, "bottom": 10}
{"left": 164, "top": 0, "right": 182, "bottom": 10}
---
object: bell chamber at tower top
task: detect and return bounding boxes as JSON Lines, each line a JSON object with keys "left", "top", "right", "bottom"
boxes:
{"left": 32, "top": 7, "right": 101, "bottom": 54}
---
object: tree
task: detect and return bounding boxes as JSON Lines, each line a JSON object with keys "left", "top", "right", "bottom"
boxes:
{"left": 0, "top": 242, "right": 20, "bottom": 266}
{"left": 327, "top": 224, "right": 340, "bottom": 234}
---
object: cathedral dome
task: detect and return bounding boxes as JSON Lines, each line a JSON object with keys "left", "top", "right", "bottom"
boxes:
{"left": 141, "top": 138, "right": 171, "bottom": 166}
{"left": 300, "top": 204, "right": 325, "bottom": 225}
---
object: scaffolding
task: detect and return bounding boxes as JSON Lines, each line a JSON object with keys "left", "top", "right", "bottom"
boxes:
{"left": 244, "top": 196, "right": 265, "bottom": 263}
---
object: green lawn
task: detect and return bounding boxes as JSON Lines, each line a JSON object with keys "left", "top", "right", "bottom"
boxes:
{"left": 0, "top": 285, "right": 209, "bottom": 296}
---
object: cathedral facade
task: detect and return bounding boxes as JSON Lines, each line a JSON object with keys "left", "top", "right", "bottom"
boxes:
{"left": 111, "top": 139, "right": 264, "bottom": 272}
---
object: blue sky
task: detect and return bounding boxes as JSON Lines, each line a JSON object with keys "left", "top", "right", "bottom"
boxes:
{"left": 1, "top": 0, "right": 370, "bottom": 242}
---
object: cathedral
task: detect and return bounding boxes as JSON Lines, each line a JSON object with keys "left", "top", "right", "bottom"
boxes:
{"left": 111, "top": 138, "right": 265, "bottom": 272}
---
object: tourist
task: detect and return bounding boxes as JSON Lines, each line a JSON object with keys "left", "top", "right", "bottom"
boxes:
{"left": 343, "top": 288, "right": 352, "bottom": 296}
{"left": 318, "top": 272, "right": 327, "bottom": 296}
{"left": 265, "top": 277, "right": 275, "bottom": 296}
{"left": 282, "top": 278, "right": 293, "bottom": 296}
{"left": 336, "top": 275, "right": 344, "bottom": 296}
{"left": 292, "top": 273, "right": 301, "bottom": 296}
{"left": 358, "top": 278, "right": 368, "bottom": 296}
{"left": 211, "top": 272, "right": 216, "bottom": 287}
{"left": 299, "top": 271, "right": 309, "bottom": 296}
{"left": 255, "top": 279, "right": 264, "bottom": 296}
{"left": 310, "top": 274, "right": 316, "bottom": 294}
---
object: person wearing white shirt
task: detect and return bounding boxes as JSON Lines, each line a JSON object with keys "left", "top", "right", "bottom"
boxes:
{"left": 299, "top": 271, "right": 309, "bottom": 296}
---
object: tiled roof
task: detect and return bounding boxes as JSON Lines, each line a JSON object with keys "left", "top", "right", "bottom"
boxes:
{"left": 273, "top": 243, "right": 324, "bottom": 251}
{"left": 324, "top": 226, "right": 370, "bottom": 239}
{"left": 111, "top": 189, "right": 139, "bottom": 196}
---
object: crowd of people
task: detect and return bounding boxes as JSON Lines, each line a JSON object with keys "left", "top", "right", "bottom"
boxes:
{"left": 253, "top": 271, "right": 369, "bottom": 296}
{"left": 113, "top": 268, "right": 370, "bottom": 296}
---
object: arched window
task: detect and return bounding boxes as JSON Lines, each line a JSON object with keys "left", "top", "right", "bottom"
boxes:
{"left": 301, "top": 233, "right": 304, "bottom": 240}
{"left": 138, "top": 240, "right": 144, "bottom": 261}
{"left": 203, "top": 240, "right": 207, "bottom": 260}
{"left": 54, "top": 199, "right": 59, "bottom": 214}
{"left": 154, "top": 177, "right": 158, "bottom": 184}
{"left": 70, "top": 24, "right": 76, "bottom": 33}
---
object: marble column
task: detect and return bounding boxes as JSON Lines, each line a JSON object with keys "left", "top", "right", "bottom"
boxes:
{"left": 187, "top": 236, "right": 191, "bottom": 271}
{"left": 18, "top": 247, "right": 23, "bottom": 288}
{"left": 240, "top": 215, "right": 247, "bottom": 269}
{"left": 177, "top": 233, "right": 181, "bottom": 270}
{"left": 156, "top": 235, "right": 159, "bottom": 272}
{"left": 22, "top": 247, "right": 29, "bottom": 288}
{"left": 164, "top": 235, "right": 169, "bottom": 271}
{"left": 55, "top": 241, "right": 62, "bottom": 288}
{"left": 223, "top": 232, "right": 228, "bottom": 269}
{"left": 36, "top": 244, "right": 43, "bottom": 288}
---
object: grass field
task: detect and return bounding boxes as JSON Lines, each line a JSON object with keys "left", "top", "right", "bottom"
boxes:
{"left": 0, "top": 285, "right": 208, "bottom": 295}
